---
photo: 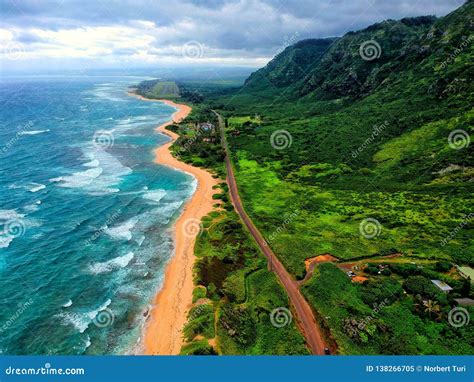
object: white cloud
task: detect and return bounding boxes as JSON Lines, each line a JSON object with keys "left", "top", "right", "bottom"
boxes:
{"left": 0, "top": 0, "right": 463, "bottom": 72}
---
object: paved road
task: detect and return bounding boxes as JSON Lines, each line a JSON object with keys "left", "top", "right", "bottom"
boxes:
{"left": 213, "top": 111, "right": 326, "bottom": 355}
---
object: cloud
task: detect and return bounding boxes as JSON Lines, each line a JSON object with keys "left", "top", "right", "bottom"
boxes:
{"left": 0, "top": 0, "right": 464, "bottom": 72}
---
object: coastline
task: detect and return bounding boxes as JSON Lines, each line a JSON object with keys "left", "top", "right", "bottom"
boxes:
{"left": 129, "top": 91, "right": 219, "bottom": 354}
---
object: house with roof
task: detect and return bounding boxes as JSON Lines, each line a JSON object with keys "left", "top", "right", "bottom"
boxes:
{"left": 456, "top": 265, "right": 474, "bottom": 284}
{"left": 431, "top": 279, "right": 453, "bottom": 293}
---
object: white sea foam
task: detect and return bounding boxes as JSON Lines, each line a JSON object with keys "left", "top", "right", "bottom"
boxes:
{"left": 58, "top": 299, "right": 112, "bottom": 333}
{"left": 0, "top": 209, "right": 26, "bottom": 220}
{"left": 142, "top": 189, "right": 167, "bottom": 203}
{"left": 84, "top": 335, "right": 91, "bottom": 349}
{"left": 152, "top": 201, "right": 184, "bottom": 224}
{"left": 50, "top": 146, "right": 131, "bottom": 194}
{"left": 62, "top": 299, "right": 73, "bottom": 308}
{"left": 18, "top": 129, "right": 50, "bottom": 136}
{"left": 0, "top": 236, "right": 13, "bottom": 249}
{"left": 29, "top": 183, "right": 46, "bottom": 193}
{"left": 83, "top": 159, "right": 100, "bottom": 168}
{"left": 160, "top": 201, "right": 184, "bottom": 216}
{"left": 8, "top": 182, "right": 46, "bottom": 193}
{"left": 105, "top": 218, "right": 138, "bottom": 241}
{"left": 54, "top": 167, "right": 103, "bottom": 188}
{"left": 87, "top": 86, "right": 126, "bottom": 103}
{"left": 117, "top": 115, "right": 156, "bottom": 125}
{"left": 23, "top": 202, "right": 40, "bottom": 213}
{"left": 89, "top": 252, "right": 134, "bottom": 274}
{"left": 0, "top": 210, "right": 26, "bottom": 248}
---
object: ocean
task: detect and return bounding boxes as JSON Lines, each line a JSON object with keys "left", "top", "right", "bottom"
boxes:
{"left": 0, "top": 75, "right": 195, "bottom": 354}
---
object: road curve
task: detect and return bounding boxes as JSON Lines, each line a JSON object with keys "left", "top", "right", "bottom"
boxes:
{"left": 213, "top": 111, "right": 326, "bottom": 355}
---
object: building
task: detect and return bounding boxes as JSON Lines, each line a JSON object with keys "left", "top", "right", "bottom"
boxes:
{"left": 456, "top": 265, "right": 474, "bottom": 284}
{"left": 431, "top": 279, "right": 453, "bottom": 293}
{"left": 198, "top": 122, "right": 215, "bottom": 131}
{"left": 454, "top": 298, "right": 474, "bottom": 306}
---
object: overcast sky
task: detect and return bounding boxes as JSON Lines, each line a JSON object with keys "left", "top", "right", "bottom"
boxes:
{"left": 0, "top": 0, "right": 464, "bottom": 73}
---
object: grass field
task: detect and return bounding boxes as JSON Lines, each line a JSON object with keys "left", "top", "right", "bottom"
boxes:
{"left": 136, "top": 80, "right": 180, "bottom": 99}
{"left": 148, "top": 81, "right": 180, "bottom": 98}
{"left": 230, "top": 150, "right": 473, "bottom": 279}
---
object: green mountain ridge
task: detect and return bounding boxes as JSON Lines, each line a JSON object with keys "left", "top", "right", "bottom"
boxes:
{"left": 221, "top": 0, "right": 473, "bottom": 186}
{"left": 209, "top": 0, "right": 473, "bottom": 273}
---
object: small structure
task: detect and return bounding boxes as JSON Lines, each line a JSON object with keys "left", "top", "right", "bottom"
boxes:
{"left": 431, "top": 279, "right": 453, "bottom": 293}
{"left": 199, "top": 122, "right": 215, "bottom": 131}
{"left": 346, "top": 271, "right": 356, "bottom": 278}
{"left": 457, "top": 266, "right": 474, "bottom": 284}
{"left": 454, "top": 298, "right": 474, "bottom": 306}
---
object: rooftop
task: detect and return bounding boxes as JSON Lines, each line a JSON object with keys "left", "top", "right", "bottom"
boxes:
{"left": 431, "top": 279, "right": 453, "bottom": 291}
{"left": 454, "top": 298, "right": 474, "bottom": 306}
{"left": 457, "top": 266, "right": 474, "bottom": 281}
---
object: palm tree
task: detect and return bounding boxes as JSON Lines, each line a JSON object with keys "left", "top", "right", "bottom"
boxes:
{"left": 423, "top": 300, "right": 441, "bottom": 319}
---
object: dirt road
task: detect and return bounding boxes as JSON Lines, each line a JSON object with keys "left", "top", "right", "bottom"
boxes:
{"left": 213, "top": 111, "right": 326, "bottom": 355}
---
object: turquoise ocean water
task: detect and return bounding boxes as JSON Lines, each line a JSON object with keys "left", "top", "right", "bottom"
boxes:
{"left": 0, "top": 75, "right": 195, "bottom": 354}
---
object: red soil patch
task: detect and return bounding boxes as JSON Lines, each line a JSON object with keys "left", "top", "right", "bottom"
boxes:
{"left": 352, "top": 276, "right": 369, "bottom": 283}
{"left": 337, "top": 262, "right": 358, "bottom": 272}
{"left": 305, "top": 254, "right": 338, "bottom": 271}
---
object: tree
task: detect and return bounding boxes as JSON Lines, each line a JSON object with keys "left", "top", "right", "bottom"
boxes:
{"left": 403, "top": 276, "right": 439, "bottom": 298}
{"left": 461, "top": 277, "right": 471, "bottom": 297}
{"left": 422, "top": 300, "right": 441, "bottom": 319}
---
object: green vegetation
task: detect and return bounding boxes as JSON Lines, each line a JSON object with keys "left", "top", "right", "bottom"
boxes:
{"left": 180, "top": 340, "right": 217, "bottom": 355}
{"left": 206, "top": 2, "right": 474, "bottom": 280}
{"left": 302, "top": 263, "right": 473, "bottom": 354}
{"left": 136, "top": 80, "right": 180, "bottom": 99}
{"left": 141, "top": 1, "right": 474, "bottom": 355}
{"left": 183, "top": 206, "right": 309, "bottom": 354}
{"left": 164, "top": 105, "right": 308, "bottom": 354}
{"left": 167, "top": 105, "right": 227, "bottom": 177}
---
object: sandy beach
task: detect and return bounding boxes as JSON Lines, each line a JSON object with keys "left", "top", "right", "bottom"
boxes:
{"left": 129, "top": 92, "right": 218, "bottom": 354}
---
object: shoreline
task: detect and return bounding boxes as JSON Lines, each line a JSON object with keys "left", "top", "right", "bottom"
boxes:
{"left": 128, "top": 91, "right": 218, "bottom": 355}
